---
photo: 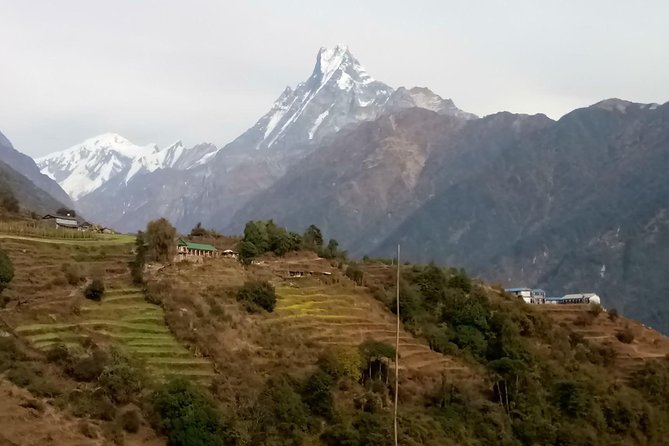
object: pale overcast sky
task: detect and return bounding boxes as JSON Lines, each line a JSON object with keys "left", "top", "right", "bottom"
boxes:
{"left": 1, "top": 0, "right": 668, "bottom": 157}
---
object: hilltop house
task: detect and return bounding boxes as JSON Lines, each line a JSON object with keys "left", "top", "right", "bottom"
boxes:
{"left": 505, "top": 288, "right": 546, "bottom": 304}
{"left": 177, "top": 238, "right": 218, "bottom": 259}
{"left": 547, "top": 293, "right": 601, "bottom": 305}
{"left": 42, "top": 214, "right": 79, "bottom": 229}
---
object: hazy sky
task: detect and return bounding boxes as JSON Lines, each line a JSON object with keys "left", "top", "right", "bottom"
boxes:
{"left": 1, "top": 0, "right": 668, "bottom": 157}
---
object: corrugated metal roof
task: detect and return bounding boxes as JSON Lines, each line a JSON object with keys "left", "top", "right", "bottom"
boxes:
{"left": 505, "top": 287, "right": 531, "bottom": 292}
{"left": 562, "top": 293, "right": 597, "bottom": 299}
{"left": 55, "top": 218, "right": 78, "bottom": 227}
{"left": 178, "top": 239, "right": 216, "bottom": 252}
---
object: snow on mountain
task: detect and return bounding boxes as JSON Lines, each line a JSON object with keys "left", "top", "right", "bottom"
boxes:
{"left": 384, "top": 87, "right": 478, "bottom": 120}
{"left": 225, "top": 44, "right": 395, "bottom": 161}
{"left": 37, "top": 133, "right": 219, "bottom": 200}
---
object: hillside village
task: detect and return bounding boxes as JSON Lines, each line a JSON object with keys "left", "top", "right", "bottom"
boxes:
{"left": 0, "top": 211, "right": 669, "bottom": 445}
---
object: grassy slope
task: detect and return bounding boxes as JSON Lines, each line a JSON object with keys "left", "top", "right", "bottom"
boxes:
{"left": 1, "top": 236, "right": 214, "bottom": 383}
{"left": 149, "top": 251, "right": 477, "bottom": 411}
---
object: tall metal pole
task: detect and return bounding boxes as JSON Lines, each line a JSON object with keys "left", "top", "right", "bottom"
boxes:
{"left": 394, "top": 244, "right": 400, "bottom": 446}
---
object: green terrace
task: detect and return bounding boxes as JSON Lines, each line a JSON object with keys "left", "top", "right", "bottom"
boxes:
{"left": 14, "top": 287, "right": 215, "bottom": 383}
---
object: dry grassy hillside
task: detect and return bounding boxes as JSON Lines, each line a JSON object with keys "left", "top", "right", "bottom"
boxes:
{"left": 540, "top": 305, "right": 669, "bottom": 377}
{"left": 148, "top": 251, "right": 476, "bottom": 408}
{"left": 361, "top": 261, "right": 669, "bottom": 378}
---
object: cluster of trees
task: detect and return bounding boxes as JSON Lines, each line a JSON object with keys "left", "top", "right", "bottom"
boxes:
{"left": 247, "top": 341, "right": 396, "bottom": 445}
{"left": 239, "top": 220, "right": 346, "bottom": 264}
{"left": 189, "top": 222, "right": 221, "bottom": 238}
{"left": 361, "top": 262, "right": 669, "bottom": 445}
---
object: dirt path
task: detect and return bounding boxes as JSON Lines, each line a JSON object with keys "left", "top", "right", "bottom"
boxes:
{"left": 0, "top": 234, "right": 132, "bottom": 246}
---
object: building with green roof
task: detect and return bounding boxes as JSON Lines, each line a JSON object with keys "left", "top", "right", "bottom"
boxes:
{"left": 177, "top": 238, "right": 218, "bottom": 258}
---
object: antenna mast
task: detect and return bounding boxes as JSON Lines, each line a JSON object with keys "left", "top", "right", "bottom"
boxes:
{"left": 394, "top": 244, "right": 400, "bottom": 446}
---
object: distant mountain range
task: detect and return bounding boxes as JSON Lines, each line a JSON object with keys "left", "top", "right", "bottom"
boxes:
{"left": 12, "top": 45, "right": 669, "bottom": 333}
{"left": 0, "top": 130, "right": 71, "bottom": 214}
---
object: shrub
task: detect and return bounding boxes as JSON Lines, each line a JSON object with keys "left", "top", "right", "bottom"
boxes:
{"left": 0, "top": 247, "right": 14, "bottom": 294}
{"left": 616, "top": 326, "right": 635, "bottom": 344}
{"left": 574, "top": 312, "right": 595, "bottom": 327}
{"left": 319, "top": 346, "right": 363, "bottom": 381}
{"left": 68, "top": 348, "right": 109, "bottom": 381}
{"left": 68, "top": 389, "right": 116, "bottom": 420}
{"left": 78, "top": 420, "right": 98, "bottom": 439}
{"left": 130, "top": 231, "right": 147, "bottom": 284}
{"left": 6, "top": 362, "right": 62, "bottom": 397}
{"left": 2, "top": 193, "right": 20, "bottom": 213}
{"left": 119, "top": 407, "right": 141, "bottom": 433}
{"left": 84, "top": 279, "right": 105, "bottom": 301}
{"left": 152, "top": 378, "right": 236, "bottom": 446}
{"left": 236, "top": 280, "right": 276, "bottom": 312}
{"left": 62, "top": 263, "right": 85, "bottom": 285}
{"left": 588, "top": 303, "right": 603, "bottom": 318}
{"left": 46, "top": 343, "right": 71, "bottom": 365}
{"left": 99, "top": 351, "right": 144, "bottom": 404}
{"left": 608, "top": 308, "right": 619, "bottom": 321}
{"left": 254, "top": 375, "right": 310, "bottom": 438}
{"left": 345, "top": 264, "right": 364, "bottom": 286}
{"left": 302, "top": 369, "right": 334, "bottom": 418}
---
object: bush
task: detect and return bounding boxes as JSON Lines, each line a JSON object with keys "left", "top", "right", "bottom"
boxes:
{"left": 616, "top": 327, "right": 635, "bottom": 344}
{"left": 0, "top": 247, "right": 14, "bottom": 294}
{"left": 99, "top": 351, "right": 144, "bottom": 404}
{"left": 62, "top": 263, "right": 85, "bottom": 285}
{"left": 345, "top": 264, "right": 364, "bottom": 286}
{"left": 319, "top": 346, "right": 363, "bottom": 381}
{"left": 119, "top": 407, "right": 141, "bottom": 433}
{"left": 152, "top": 379, "right": 236, "bottom": 446}
{"left": 67, "top": 348, "right": 109, "bottom": 381}
{"left": 84, "top": 279, "right": 105, "bottom": 301}
{"left": 588, "top": 303, "right": 603, "bottom": 318}
{"left": 608, "top": 308, "right": 619, "bottom": 321}
{"left": 236, "top": 280, "right": 276, "bottom": 312}
{"left": 46, "top": 343, "right": 71, "bottom": 365}
{"left": 302, "top": 369, "right": 334, "bottom": 418}
{"left": 68, "top": 389, "right": 116, "bottom": 421}
{"left": 254, "top": 375, "right": 310, "bottom": 439}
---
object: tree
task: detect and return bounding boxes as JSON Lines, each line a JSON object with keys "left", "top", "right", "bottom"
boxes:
{"left": 448, "top": 268, "right": 472, "bottom": 293}
{"left": 56, "top": 207, "right": 76, "bottom": 217}
{"left": 146, "top": 218, "right": 177, "bottom": 263}
{"left": 345, "top": 264, "right": 364, "bottom": 285}
{"left": 302, "top": 369, "right": 334, "bottom": 418}
{"left": 303, "top": 224, "right": 324, "bottom": 250}
{"left": 84, "top": 279, "right": 105, "bottom": 301}
{"left": 415, "top": 263, "right": 447, "bottom": 304}
{"left": 152, "top": 379, "right": 236, "bottom": 446}
{"left": 1, "top": 194, "right": 19, "bottom": 213}
{"left": 319, "top": 346, "right": 363, "bottom": 381}
{"left": 243, "top": 221, "right": 270, "bottom": 253}
{"left": 238, "top": 240, "right": 259, "bottom": 265}
{"left": 129, "top": 231, "right": 147, "bottom": 284}
{"left": 321, "top": 238, "right": 345, "bottom": 260}
{"left": 236, "top": 280, "right": 276, "bottom": 312}
{"left": 99, "top": 350, "right": 143, "bottom": 404}
{"left": 189, "top": 222, "right": 206, "bottom": 237}
{"left": 0, "top": 248, "right": 14, "bottom": 294}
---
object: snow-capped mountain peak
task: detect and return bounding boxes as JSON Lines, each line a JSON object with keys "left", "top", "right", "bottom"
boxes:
{"left": 235, "top": 45, "right": 395, "bottom": 154}
{"left": 38, "top": 134, "right": 218, "bottom": 199}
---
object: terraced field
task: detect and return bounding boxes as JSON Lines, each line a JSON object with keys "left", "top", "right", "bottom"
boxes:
{"left": 268, "top": 283, "right": 470, "bottom": 377}
{"left": 540, "top": 305, "right": 669, "bottom": 376}
{"left": 14, "top": 286, "right": 215, "bottom": 383}
{"left": 0, "top": 236, "right": 216, "bottom": 384}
